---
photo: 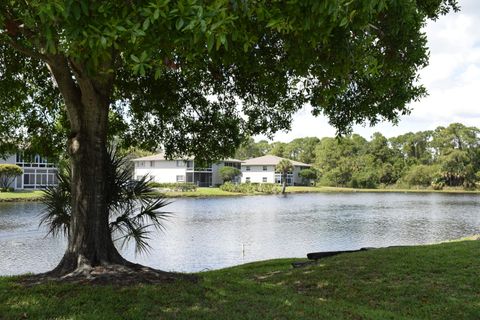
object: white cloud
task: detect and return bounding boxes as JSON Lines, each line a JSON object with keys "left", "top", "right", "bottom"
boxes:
{"left": 258, "top": 0, "right": 480, "bottom": 142}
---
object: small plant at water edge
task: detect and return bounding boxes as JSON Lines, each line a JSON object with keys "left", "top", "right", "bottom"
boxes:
{"left": 220, "top": 182, "right": 280, "bottom": 194}
{"left": 147, "top": 182, "right": 197, "bottom": 192}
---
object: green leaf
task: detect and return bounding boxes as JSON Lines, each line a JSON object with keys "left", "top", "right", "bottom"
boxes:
{"left": 176, "top": 18, "right": 184, "bottom": 30}
{"left": 207, "top": 35, "right": 214, "bottom": 52}
{"left": 130, "top": 54, "right": 140, "bottom": 63}
{"left": 154, "top": 68, "right": 162, "bottom": 79}
{"left": 143, "top": 18, "right": 150, "bottom": 30}
{"left": 80, "top": 0, "right": 88, "bottom": 15}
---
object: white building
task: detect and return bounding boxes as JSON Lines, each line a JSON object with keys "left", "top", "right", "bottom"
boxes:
{"left": 0, "top": 154, "right": 58, "bottom": 190}
{"left": 132, "top": 153, "right": 243, "bottom": 187}
{"left": 241, "top": 155, "right": 311, "bottom": 186}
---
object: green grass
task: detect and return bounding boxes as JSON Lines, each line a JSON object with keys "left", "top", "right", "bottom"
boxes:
{"left": 313, "top": 186, "right": 480, "bottom": 194}
{"left": 1, "top": 240, "right": 479, "bottom": 319}
{"left": 1, "top": 186, "right": 479, "bottom": 202}
{"left": 164, "top": 186, "right": 480, "bottom": 198}
{"left": 0, "top": 190, "right": 44, "bottom": 202}
{"left": 164, "top": 187, "right": 244, "bottom": 198}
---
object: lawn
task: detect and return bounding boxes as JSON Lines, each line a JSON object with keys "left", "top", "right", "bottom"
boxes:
{"left": 1, "top": 186, "right": 479, "bottom": 202}
{"left": 164, "top": 186, "right": 480, "bottom": 198}
{"left": 1, "top": 240, "right": 479, "bottom": 319}
{"left": 164, "top": 187, "right": 243, "bottom": 198}
{"left": 0, "top": 190, "right": 44, "bottom": 202}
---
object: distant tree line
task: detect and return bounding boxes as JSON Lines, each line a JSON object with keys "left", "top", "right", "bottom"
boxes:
{"left": 235, "top": 123, "right": 480, "bottom": 189}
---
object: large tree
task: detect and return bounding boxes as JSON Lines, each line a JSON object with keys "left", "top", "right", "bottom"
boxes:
{"left": 0, "top": 0, "right": 457, "bottom": 277}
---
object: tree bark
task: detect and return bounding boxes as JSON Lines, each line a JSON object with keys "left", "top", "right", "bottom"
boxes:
{"left": 47, "top": 56, "right": 128, "bottom": 276}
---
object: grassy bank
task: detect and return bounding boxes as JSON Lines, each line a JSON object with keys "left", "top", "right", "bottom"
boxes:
{"left": 1, "top": 240, "right": 479, "bottom": 319}
{"left": 164, "top": 186, "right": 480, "bottom": 198}
{"left": 163, "top": 187, "right": 243, "bottom": 198}
{"left": 310, "top": 186, "right": 480, "bottom": 194}
{"left": 0, "top": 190, "right": 44, "bottom": 202}
{"left": 1, "top": 186, "right": 479, "bottom": 202}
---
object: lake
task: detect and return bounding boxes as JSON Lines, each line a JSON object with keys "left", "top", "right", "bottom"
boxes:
{"left": 0, "top": 192, "right": 479, "bottom": 275}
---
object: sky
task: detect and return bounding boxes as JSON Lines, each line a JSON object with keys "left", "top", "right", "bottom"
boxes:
{"left": 259, "top": 0, "right": 480, "bottom": 142}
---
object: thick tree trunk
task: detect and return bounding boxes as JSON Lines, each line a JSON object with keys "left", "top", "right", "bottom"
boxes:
{"left": 47, "top": 56, "right": 129, "bottom": 276}
{"left": 52, "top": 102, "right": 127, "bottom": 276}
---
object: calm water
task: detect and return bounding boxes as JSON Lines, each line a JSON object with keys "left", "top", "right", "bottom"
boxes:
{"left": 0, "top": 193, "right": 479, "bottom": 275}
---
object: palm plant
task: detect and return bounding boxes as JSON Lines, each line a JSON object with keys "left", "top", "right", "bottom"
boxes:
{"left": 40, "top": 150, "right": 171, "bottom": 254}
{"left": 275, "top": 159, "right": 293, "bottom": 194}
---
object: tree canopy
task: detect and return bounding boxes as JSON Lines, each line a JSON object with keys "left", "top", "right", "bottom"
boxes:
{"left": 1, "top": 0, "right": 458, "bottom": 159}
{"left": 0, "top": 0, "right": 458, "bottom": 277}
{"left": 231, "top": 123, "right": 480, "bottom": 189}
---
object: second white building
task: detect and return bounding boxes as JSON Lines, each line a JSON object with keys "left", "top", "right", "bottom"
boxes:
{"left": 132, "top": 153, "right": 242, "bottom": 187}
{"left": 241, "top": 155, "right": 311, "bottom": 186}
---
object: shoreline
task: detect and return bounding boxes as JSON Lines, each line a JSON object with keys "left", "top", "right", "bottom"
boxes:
{"left": 1, "top": 186, "right": 479, "bottom": 202}
{"left": 1, "top": 238, "right": 478, "bottom": 319}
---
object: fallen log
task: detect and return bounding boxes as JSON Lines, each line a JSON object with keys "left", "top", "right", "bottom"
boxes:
{"left": 306, "top": 247, "right": 375, "bottom": 260}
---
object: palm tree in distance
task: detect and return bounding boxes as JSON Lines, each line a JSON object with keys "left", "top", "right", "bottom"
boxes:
{"left": 275, "top": 159, "right": 293, "bottom": 194}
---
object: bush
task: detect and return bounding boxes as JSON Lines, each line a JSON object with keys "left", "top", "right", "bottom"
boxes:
{"left": 400, "top": 165, "right": 439, "bottom": 188}
{"left": 0, "top": 164, "right": 22, "bottom": 189}
{"left": 147, "top": 182, "right": 197, "bottom": 192}
{"left": 220, "top": 182, "right": 280, "bottom": 194}
{"left": 350, "top": 169, "right": 378, "bottom": 189}
{"left": 431, "top": 176, "right": 445, "bottom": 190}
{"left": 298, "top": 168, "right": 317, "bottom": 185}
{"left": 219, "top": 166, "right": 241, "bottom": 182}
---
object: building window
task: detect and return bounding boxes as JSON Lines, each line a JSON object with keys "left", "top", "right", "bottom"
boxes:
{"left": 150, "top": 161, "right": 155, "bottom": 167}
{"left": 176, "top": 175, "right": 185, "bottom": 182}
{"left": 263, "top": 166, "right": 267, "bottom": 171}
{"left": 225, "top": 162, "right": 241, "bottom": 169}
{"left": 246, "top": 166, "right": 250, "bottom": 171}
{"left": 262, "top": 177, "right": 267, "bottom": 183}
{"left": 140, "top": 161, "right": 145, "bottom": 167}
{"left": 176, "top": 160, "right": 185, "bottom": 167}
{"left": 245, "top": 177, "right": 251, "bottom": 183}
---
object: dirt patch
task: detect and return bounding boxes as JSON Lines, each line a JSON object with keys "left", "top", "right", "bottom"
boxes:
{"left": 18, "top": 264, "right": 198, "bottom": 287}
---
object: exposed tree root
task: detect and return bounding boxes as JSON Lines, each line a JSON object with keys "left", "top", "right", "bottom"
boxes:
{"left": 18, "top": 263, "right": 197, "bottom": 287}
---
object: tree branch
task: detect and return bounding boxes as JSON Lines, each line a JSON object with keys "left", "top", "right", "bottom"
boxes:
{"left": 46, "top": 54, "right": 83, "bottom": 131}
{"left": 6, "top": 37, "right": 51, "bottom": 63}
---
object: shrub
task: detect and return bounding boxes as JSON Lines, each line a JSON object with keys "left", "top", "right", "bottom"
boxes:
{"left": 220, "top": 182, "right": 280, "bottom": 194}
{"left": 351, "top": 169, "right": 378, "bottom": 189}
{"left": 147, "top": 182, "right": 197, "bottom": 192}
{"left": 298, "top": 168, "right": 317, "bottom": 185}
{"left": 219, "top": 166, "right": 241, "bottom": 182}
{"left": 400, "top": 165, "right": 439, "bottom": 188}
{"left": 0, "top": 164, "right": 22, "bottom": 189}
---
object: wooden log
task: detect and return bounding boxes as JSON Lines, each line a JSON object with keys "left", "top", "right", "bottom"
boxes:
{"left": 306, "top": 247, "right": 374, "bottom": 260}
{"left": 291, "top": 261, "right": 317, "bottom": 268}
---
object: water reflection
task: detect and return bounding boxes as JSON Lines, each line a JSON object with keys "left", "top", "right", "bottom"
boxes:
{"left": 0, "top": 192, "right": 479, "bottom": 275}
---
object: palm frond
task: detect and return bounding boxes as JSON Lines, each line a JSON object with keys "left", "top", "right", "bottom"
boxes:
{"left": 40, "top": 148, "right": 172, "bottom": 254}
{"left": 39, "top": 165, "right": 71, "bottom": 237}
